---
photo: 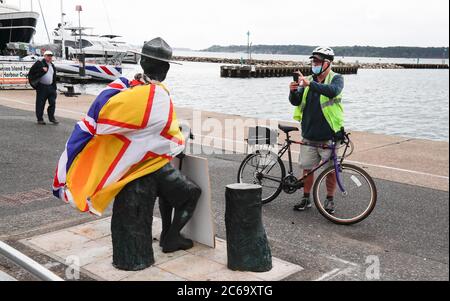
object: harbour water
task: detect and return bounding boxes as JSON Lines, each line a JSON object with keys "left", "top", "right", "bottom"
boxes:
{"left": 76, "top": 52, "right": 450, "bottom": 142}
{"left": 174, "top": 50, "right": 450, "bottom": 65}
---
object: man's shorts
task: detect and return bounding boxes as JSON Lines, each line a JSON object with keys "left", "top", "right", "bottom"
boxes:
{"left": 299, "top": 138, "right": 333, "bottom": 170}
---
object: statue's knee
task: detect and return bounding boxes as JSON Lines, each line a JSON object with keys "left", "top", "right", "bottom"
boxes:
{"left": 191, "top": 185, "right": 202, "bottom": 202}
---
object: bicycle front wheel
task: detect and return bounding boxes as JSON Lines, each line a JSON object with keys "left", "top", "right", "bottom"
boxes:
{"left": 237, "top": 151, "right": 285, "bottom": 204}
{"left": 313, "top": 164, "right": 377, "bottom": 225}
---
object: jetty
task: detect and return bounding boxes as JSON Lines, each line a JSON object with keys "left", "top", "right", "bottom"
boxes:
{"left": 396, "top": 63, "right": 449, "bottom": 69}
{"left": 220, "top": 65, "right": 359, "bottom": 78}
{"left": 56, "top": 73, "right": 93, "bottom": 84}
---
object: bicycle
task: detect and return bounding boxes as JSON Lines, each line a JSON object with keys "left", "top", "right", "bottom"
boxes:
{"left": 237, "top": 124, "right": 377, "bottom": 225}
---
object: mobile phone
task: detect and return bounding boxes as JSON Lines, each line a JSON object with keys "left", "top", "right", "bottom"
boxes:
{"left": 293, "top": 72, "right": 299, "bottom": 83}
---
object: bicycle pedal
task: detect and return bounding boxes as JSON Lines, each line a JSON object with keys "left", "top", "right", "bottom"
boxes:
{"left": 296, "top": 181, "right": 304, "bottom": 189}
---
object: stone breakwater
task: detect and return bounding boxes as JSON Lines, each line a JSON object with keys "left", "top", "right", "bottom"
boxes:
{"left": 173, "top": 56, "right": 448, "bottom": 69}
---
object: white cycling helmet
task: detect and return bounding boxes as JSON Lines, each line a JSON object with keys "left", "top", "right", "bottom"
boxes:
{"left": 310, "top": 46, "right": 335, "bottom": 62}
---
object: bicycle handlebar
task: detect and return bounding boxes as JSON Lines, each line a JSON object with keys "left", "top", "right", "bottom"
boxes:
{"left": 331, "top": 127, "right": 349, "bottom": 144}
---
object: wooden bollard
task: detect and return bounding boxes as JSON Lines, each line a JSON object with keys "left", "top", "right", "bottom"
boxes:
{"left": 225, "top": 183, "right": 272, "bottom": 272}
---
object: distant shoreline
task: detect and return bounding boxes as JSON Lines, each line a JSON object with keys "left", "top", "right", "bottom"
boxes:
{"left": 172, "top": 56, "right": 449, "bottom": 69}
{"left": 202, "top": 45, "right": 449, "bottom": 60}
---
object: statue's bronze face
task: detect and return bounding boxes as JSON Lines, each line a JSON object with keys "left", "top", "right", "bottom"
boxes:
{"left": 140, "top": 57, "right": 170, "bottom": 82}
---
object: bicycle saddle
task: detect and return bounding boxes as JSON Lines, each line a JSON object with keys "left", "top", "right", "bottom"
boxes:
{"left": 278, "top": 124, "right": 299, "bottom": 133}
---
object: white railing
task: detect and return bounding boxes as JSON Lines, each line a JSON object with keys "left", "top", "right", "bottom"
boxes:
{"left": 0, "top": 241, "right": 64, "bottom": 281}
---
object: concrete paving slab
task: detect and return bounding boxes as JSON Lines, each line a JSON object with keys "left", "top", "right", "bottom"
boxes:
{"left": 21, "top": 217, "right": 304, "bottom": 281}
{"left": 189, "top": 239, "right": 228, "bottom": 265}
{"left": 352, "top": 138, "right": 449, "bottom": 176}
{"left": 203, "top": 267, "right": 265, "bottom": 281}
{"left": 157, "top": 254, "right": 225, "bottom": 281}
{"left": 68, "top": 219, "right": 112, "bottom": 240}
{"left": 53, "top": 240, "right": 113, "bottom": 267}
{"left": 248, "top": 257, "right": 304, "bottom": 281}
{"left": 122, "top": 266, "right": 186, "bottom": 281}
{"left": 83, "top": 257, "right": 133, "bottom": 281}
{"left": 23, "top": 230, "right": 91, "bottom": 253}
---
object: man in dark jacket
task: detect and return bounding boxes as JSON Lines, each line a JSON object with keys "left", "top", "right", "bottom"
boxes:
{"left": 28, "top": 50, "right": 59, "bottom": 125}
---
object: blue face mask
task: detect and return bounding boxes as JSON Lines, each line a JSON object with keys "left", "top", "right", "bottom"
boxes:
{"left": 312, "top": 65, "right": 323, "bottom": 75}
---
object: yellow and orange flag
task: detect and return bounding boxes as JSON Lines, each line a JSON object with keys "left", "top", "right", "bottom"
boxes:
{"left": 53, "top": 78, "right": 185, "bottom": 215}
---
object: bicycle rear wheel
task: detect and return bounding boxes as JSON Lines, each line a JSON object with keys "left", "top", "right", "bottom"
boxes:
{"left": 313, "top": 164, "right": 377, "bottom": 225}
{"left": 237, "top": 151, "right": 285, "bottom": 204}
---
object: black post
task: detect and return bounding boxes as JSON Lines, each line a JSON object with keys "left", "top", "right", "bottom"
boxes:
{"left": 225, "top": 183, "right": 272, "bottom": 272}
{"left": 79, "top": 53, "right": 86, "bottom": 77}
{"left": 111, "top": 175, "right": 157, "bottom": 271}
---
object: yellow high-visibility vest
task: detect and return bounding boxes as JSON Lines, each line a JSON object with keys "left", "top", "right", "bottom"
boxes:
{"left": 293, "top": 71, "right": 344, "bottom": 133}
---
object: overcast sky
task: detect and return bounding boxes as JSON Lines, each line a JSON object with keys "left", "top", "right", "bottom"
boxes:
{"left": 7, "top": 0, "right": 450, "bottom": 49}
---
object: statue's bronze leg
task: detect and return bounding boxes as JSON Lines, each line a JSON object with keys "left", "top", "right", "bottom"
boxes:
{"left": 158, "top": 197, "right": 172, "bottom": 247}
{"left": 155, "top": 164, "right": 202, "bottom": 253}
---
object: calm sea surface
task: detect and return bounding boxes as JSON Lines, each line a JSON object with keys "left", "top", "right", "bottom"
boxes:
{"left": 79, "top": 51, "right": 449, "bottom": 142}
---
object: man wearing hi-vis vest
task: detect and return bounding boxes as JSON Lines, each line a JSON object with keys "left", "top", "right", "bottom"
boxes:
{"left": 289, "top": 47, "right": 344, "bottom": 214}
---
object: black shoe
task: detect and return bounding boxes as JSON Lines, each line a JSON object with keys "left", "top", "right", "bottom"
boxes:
{"left": 49, "top": 119, "right": 60, "bottom": 125}
{"left": 37, "top": 121, "right": 46, "bottom": 125}
{"left": 293, "top": 197, "right": 312, "bottom": 211}
{"left": 161, "top": 235, "right": 194, "bottom": 253}
{"left": 324, "top": 199, "right": 336, "bottom": 215}
{"left": 159, "top": 230, "right": 168, "bottom": 247}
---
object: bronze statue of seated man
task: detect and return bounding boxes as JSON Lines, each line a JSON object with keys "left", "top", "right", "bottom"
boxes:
{"left": 110, "top": 38, "right": 201, "bottom": 271}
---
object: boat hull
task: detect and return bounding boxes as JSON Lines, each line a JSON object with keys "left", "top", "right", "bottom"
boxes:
{"left": 0, "top": 11, "right": 39, "bottom": 52}
{"left": 54, "top": 61, "right": 123, "bottom": 82}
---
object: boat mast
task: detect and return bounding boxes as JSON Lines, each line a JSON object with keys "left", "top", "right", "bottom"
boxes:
{"left": 60, "top": 0, "right": 66, "bottom": 59}
{"left": 37, "top": 0, "right": 51, "bottom": 44}
{"left": 31, "top": 0, "right": 34, "bottom": 44}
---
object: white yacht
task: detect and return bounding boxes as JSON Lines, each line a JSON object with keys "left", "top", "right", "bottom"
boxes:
{"left": 101, "top": 34, "right": 140, "bottom": 64}
{"left": 53, "top": 25, "right": 126, "bottom": 64}
{"left": 52, "top": 25, "right": 139, "bottom": 64}
{"left": 0, "top": 0, "right": 39, "bottom": 55}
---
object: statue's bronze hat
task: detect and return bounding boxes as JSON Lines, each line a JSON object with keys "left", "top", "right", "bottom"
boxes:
{"left": 131, "top": 37, "right": 182, "bottom": 65}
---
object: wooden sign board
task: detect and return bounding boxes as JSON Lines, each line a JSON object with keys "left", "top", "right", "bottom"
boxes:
{"left": 0, "top": 61, "right": 33, "bottom": 90}
{"left": 172, "top": 155, "right": 215, "bottom": 248}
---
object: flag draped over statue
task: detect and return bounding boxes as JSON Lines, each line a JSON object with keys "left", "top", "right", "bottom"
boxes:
{"left": 53, "top": 77, "right": 185, "bottom": 216}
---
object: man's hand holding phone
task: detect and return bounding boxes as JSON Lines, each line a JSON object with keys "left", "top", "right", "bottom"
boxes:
{"left": 290, "top": 70, "right": 309, "bottom": 91}
{"left": 290, "top": 71, "right": 301, "bottom": 91}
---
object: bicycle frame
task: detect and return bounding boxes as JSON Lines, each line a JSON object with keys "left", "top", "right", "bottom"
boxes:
{"left": 257, "top": 132, "right": 351, "bottom": 194}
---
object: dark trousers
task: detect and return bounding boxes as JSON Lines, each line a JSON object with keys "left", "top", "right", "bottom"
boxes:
{"left": 36, "top": 84, "right": 57, "bottom": 122}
